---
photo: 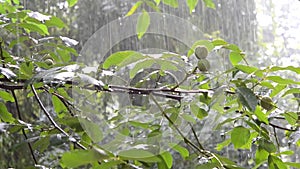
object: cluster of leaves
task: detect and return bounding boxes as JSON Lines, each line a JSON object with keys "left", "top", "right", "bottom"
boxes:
{"left": 0, "top": 0, "right": 300, "bottom": 168}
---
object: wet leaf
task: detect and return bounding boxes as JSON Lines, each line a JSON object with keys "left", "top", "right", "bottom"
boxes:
{"left": 45, "top": 16, "right": 65, "bottom": 28}
{"left": 267, "top": 76, "right": 300, "bottom": 85}
{"left": 229, "top": 51, "right": 243, "bottom": 66}
{"left": 19, "top": 22, "right": 49, "bottom": 35}
{"left": 67, "top": 0, "right": 78, "bottom": 7}
{"left": 61, "top": 149, "right": 108, "bottom": 168}
{"left": 283, "top": 112, "right": 298, "bottom": 125}
{"left": 255, "top": 147, "right": 268, "bottom": 164}
{"left": 126, "top": 1, "right": 143, "bottom": 17}
{"left": 231, "top": 126, "right": 250, "bottom": 149}
{"left": 186, "top": 0, "right": 199, "bottom": 13}
{"left": 254, "top": 106, "right": 269, "bottom": 124}
{"left": 258, "top": 139, "right": 276, "bottom": 153}
{"left": 236, "top": 87, "right": 257, "bottom": 112}
{"left": 119, "top": 149, "right": 161, "bottom": 162}
{"left": 169, "top": 143, "right": 189, "bottom": 159}
{"left": 136, "top": 10, "right": 150, "bottom": 39}
{"left": 162, "top": 0, "right": 178, "bottom": 7}
{"left": 0, "top": 90, "right": 14, "bottom": 102}
{"left": 103, "top": 51, "right": 145, "bottom": 69}
{"left": 190, "top": 104, "right": 208, "bottom": 119}
{"left": 270, "top": 84, "right": 286, "bottom": 97}
{"left": 130, "top": 59, "right": 155, "bottom": 78}
{"left": 202, "top": 0, "right": 215, "bottom": 9}
{"left": 160, "top": 151, "right": 173, "bottom": 168}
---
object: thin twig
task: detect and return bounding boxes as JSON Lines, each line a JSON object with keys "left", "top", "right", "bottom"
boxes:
{"left": 11, "top": 90, "right": 38, "bottom": 165}
{"left": 272, "top": 126, "right": 280, "bottom": 153}
{"left": 0, "top": 40, "right": 5, "bottom": 68}
{"left": 269, "top": 122, "right": 297, "bottom": 132}
{"left": 30, "top": 85, "right": 87, "bottom": 150}
{"left": 171, "top": 67, "right": 197, "bottom": 90}
{"left": 189, "top": 123, "right": 204, "bottom": 150}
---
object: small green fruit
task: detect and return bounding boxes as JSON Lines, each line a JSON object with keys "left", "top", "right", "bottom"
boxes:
{"left": 261, "top": 96, "right": 273, "bottom": 111}
{"left": 45, "top": 59, "right": 54, "bottom": 66}
{"left": 195, "top": 45, "right": 208, "bottom": 59}
{"left": 197, "top": 59, "right": 210, "bottom": 72}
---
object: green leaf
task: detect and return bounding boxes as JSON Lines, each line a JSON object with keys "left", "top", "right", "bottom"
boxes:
{"left": 285, "top": 162, "right": 300, "bottom": 168}
{"left": 0, "top": 90, "right": 14, "bottom": 102}
{"left": 52, "top": 95, "right": 67, "bottom": 114}
{"left": 190, "top": 104, "right": 208, "bottom": 119}
{"left": 269, "top": 66, "right": 300, "bottom": 74}
{"left": 67, "top": 0, "right": 78, "bottom": 7}
{"left": 229, "top": 51, "right": 243, "bottom": 66}
{"left": 169, "top": 143, "right": 189, "bottom": 159}
{"left": 282, "top": 88, "right": 300, "bottom": 97}
{"left": 160, "top": 151, "right": 173, "bottom": 168}
{"left": 255, "top": 147, "right": 268, "bottom": 164}
{"left": 45, "top": 16, "right": 65, "bottom": 28}
{"left": 102, "top": 51, "right": 145, "bottom": 69}
{"left": 79, "top": 118, "right": 103, "bottom": 142}
{"left": 245, "top": 120, "right": 270, "bottom": 140}
{"left": 258, "top": 139, "right": 277, "bottom": 153}
{"left": 282, "top": 112, "right": 298, "bottom": 125}
{"left": 61, "top": 149, "right": 108, "bottom": 168}
{"left": 254, "top": 106, "right": 269, "bottom": 124}
{"left": 231, "top": 126, "right": 250, "bottom": 149}
{"left": 267, "top": 76, "right": 300, "bottom": 85}
{"left": 162, "top": 0, "right": 179, "bottom": 7}
{"left": 270, "top": 84, "right": 287, "bottom": 97}
{"left": 212, "top": 39, "right": 228, "bottom": 46}
{"left": 236, "top": 87, "right": 257, "bottom": 112}
{"left": 235, "top": 65, "right": 258, "bottom": 75}
{"left": 186, "top": 0, "right": 199, "bottom": 13}
{"left": 154, "top": 0, "right": 161, "bottom": 5}
{"left": 268, "top": 155, "right": 288, "bottom": 169}
{"left": 130, "top": 59, "right": 155, "bottom": 78}
{"left": 126, "top": 1, "right": 143, "bottom": 17}
{"left": 118, "top": 149, "right": 161, "bottom": 163}
{"left": 136, "top": 10, "right": 150, "bottom": 39}
{"left": 20, "top": 62, "right": 34, "bottom": 78}
{"left": 157, "top": 59, "right": 178, "bottom": 71}
{"left": 95, "top": 160, "right": 123, "bottom": 169}
{"left": 196, "top": 163, "right": 219, "bottom": 169}
{"left": 0, "top": 102, "right": 15, "bottom": 123}
{"left": 202, "top": 0, "right": 215, "bottom": 9}
{"left": 32, "top": 136, "right": 50, "bottom": 153}
{"left": 215, "top": 139, "right": 231, "bottom": 151}
{"left": 19, "top": 22, "right": 49, "bottom": 35}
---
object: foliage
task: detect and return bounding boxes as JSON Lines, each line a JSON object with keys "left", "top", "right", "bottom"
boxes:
{"left": 0, "top": 0, "right": 300, "bottom": 168}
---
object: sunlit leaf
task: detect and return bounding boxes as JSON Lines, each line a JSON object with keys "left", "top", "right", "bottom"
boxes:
{"left": 196, "top": 163, "right": 219, "bottom": 169}
{"left": 236, "top": 87, "right": 257, "bottom": 112}
{"left": 20, "top": 62, "right": 34, "bottom": 78}
{"left": 126, "top": 1, "right": 143, "bottom": 17}
{"left": 154, "top": 0, "right": 161, "bottom": 5}
{"left": 0, "top": 90, "right": 14, "bottom": 102}
{"left": 52, "top": 95, "right": 67, "bottom": 114}
{"left": 67, "top": 0, "right": 78, "bottom": 7}
{"left": 186, "top": 0, "right": 199, "bottom": 13}
{"left": 162, "top": 0, "right": 178, "bottom": 7}
{"left": 0, "top": 102, "right": 15, "bottom": 123}
{"left": 202, "top": 0, "right": 215, "bottom": 9}
{"left": 95, "top": 160, "right": 123, "bottom": 169}
{"left": 61, "top": 149, "right": 108, "bottom": 168}
{"left": 136, "top": 10, "right": 150, "bottom": 39}
{"left": 103, "top": 51, "right": 145, "bottom": 69}
{"left": 231, "top": 126, "right": 250, "bottom": 149}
